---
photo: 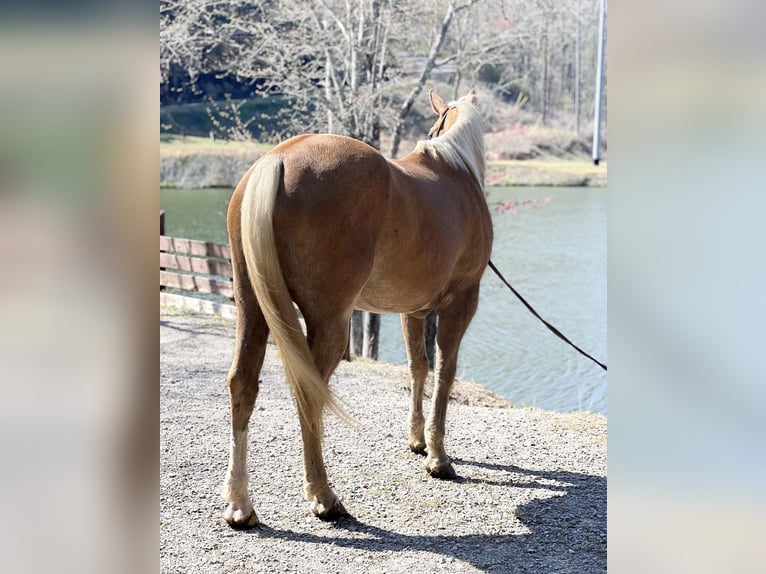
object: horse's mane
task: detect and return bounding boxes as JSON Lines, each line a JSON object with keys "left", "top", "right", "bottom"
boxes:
{"left": 414, "top": 100, "right": 485, "bottom": 189}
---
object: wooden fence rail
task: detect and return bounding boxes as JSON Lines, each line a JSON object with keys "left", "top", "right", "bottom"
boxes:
{"left": 160, "top": 220, "right": 237, "bottom": 319}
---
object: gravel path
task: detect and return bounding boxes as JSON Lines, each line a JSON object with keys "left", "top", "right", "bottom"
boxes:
{"left": 160, "top": 309, "right": 606, "bottom": 573}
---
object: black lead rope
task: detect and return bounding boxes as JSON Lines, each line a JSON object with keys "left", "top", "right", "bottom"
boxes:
{"left": 487, "top": 260, "right": 607, "bottom": 371}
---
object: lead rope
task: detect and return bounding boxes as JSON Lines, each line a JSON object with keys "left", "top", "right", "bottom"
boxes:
{"left": 487, "top": 260, "right": 607, "bottom": 371}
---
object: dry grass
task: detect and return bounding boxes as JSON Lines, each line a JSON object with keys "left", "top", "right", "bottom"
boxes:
{"left": 486, "top": 159, "right": 607, "bottom": 187}
{"left": 160, "top": 135, "right": 270, "bottom": 156}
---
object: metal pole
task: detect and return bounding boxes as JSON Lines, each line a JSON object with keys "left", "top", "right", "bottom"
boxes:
{"left": 592, "top": 0, "right": 606, "bottom": 165}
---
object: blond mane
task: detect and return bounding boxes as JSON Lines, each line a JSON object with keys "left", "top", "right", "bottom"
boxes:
{"left": 414, "top": 99, "right": 485, "bottom": 189}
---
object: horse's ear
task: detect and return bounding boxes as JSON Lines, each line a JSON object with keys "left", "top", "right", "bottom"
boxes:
{"left": 429, "top": 90, "right": 449, "bottom": 116}
{"left": 466, "top": 89, "right": 477, "bottom": 104}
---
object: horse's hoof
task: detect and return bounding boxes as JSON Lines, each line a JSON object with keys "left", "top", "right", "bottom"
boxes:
{"left": 425, "top": 457, "right": 458, "bottom": 480}
{"left": 223, "top": 502, "right": 260, "bottom": 529}
{"left": 408, "top": 441, "right": 427, "bottom": 455}
{"left": 311, "top": 497, "right": 348, "bottom": 521}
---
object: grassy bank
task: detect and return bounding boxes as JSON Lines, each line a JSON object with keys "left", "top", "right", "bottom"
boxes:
{"left": 160, "top": 135, "right": 606, "bottom": 189}
{"left": 160, "top": 133, "right": 271, "bottom": 155}
{"left": 160, "top": 135, "right": 268, "bottom": 188}
{"left": 487, "top": 159, "right": 606, "bottom": 187}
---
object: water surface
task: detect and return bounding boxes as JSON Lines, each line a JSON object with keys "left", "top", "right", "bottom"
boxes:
{"left": 160, "top": 186, "right": 607, "bottom": 413}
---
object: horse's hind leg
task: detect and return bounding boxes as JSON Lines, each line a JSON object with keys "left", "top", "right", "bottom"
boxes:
{"left": 425, "top": 286, "right": 480, "bottom": 479}
{"left": 221, "top": 291, "right": 269, "bottom": 528}
{"left": 401, "top": 313, "right": 429, "bottom": 454}
{"left": 299, "top": 314, "right": 351, "bottom": 519}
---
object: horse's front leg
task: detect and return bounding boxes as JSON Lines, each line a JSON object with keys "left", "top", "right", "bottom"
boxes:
{"left": 401, "top": 313, "right": 429, "bottom": 454}
{"left": 425, "top": 287, "right": 480, "bottom": 479}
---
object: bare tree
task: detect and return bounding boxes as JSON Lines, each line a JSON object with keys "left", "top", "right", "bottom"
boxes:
{"left": 162, "top": 1, "right": 472, "bottom": 148}
{"left": 386, "top": 0, "right": 479, "bottom": 158}
{"left": 161, "top": 0, "right": 605, "bottom": 141}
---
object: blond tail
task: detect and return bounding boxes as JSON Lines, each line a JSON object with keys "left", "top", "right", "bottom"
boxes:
{"left": 240, "top": 154, "right": 351, "bottom": 434}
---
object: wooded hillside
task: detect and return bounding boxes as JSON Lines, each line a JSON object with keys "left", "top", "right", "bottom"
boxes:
{"left": 160, "top": 0, "right": 607, "bottom": 154}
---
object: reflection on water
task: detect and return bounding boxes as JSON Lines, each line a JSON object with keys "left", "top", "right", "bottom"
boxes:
{"left": 160, "top": 186, "right": 606, "bottom": 413}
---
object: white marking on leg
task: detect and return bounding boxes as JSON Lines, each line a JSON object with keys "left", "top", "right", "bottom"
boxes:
{"left": 222, "top": 429, "right": 248, "bottom": 502}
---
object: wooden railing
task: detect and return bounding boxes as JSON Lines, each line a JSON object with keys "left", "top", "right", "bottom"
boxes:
{"left": 160, "top": 218, "right": 237, "bottom": 319}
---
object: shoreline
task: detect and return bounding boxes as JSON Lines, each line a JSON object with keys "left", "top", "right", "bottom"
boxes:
{"left": 160, "top": 136, "right": 607, "bottom": 189}
{"left": 160, "top": 306, "right": 602, "bottom": 417}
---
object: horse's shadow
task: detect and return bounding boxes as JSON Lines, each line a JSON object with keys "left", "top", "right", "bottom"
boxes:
{"left": 240, "top": 458, "right": 606, "bottom": 573}
{"left": 160, "top": 319, "right": 233, "bottom": 339}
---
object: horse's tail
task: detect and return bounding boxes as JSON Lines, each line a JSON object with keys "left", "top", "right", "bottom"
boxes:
{"left": 240, "top": 154, "right": 350, "bottom": 435}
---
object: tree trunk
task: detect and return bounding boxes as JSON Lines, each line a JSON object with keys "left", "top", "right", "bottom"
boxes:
{"left": 388, "top": 2, "right": 458, "bottom": 158}
{"left": 326, "top": 52, "right": 334, "bottom": 132}
{"left": 575, "top": 14, "right": 581, "bottom": 134}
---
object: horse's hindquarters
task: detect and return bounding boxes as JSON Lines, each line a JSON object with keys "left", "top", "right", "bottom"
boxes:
{"left": 270, "top": 135, "right": 392, "bottom": 319}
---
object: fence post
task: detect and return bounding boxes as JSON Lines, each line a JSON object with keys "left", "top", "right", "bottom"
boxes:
{"left": 160, "top": 210, "right": 166, "bottom": 292}
{"left": 349, "top": 309, "right": 364, "bottom": 358}
{"left": 362, "top": 311, "right": 380, "bottom": 361}
{"left": 424, "top": 309, "right": 437, "bottom": 370}
{"left": 343, "top": 321, "right": 352, "bottom": 361}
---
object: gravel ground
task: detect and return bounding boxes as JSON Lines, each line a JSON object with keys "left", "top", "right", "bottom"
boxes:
{"left": 161, "top": 308, "right": 606, "bottom": 573}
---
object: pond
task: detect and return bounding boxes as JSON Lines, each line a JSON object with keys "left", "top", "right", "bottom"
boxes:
{"left": 160, "top": 185, "right": 606, "bottom": 413}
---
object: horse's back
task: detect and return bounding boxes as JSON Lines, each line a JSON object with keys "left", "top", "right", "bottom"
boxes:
{"left": 357, "top": 155, "right": 493, "bottom": 314}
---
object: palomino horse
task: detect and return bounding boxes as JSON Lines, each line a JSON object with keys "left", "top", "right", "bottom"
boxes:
{"left": 222, "top": 90, "right": 492, "bottom": 527}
